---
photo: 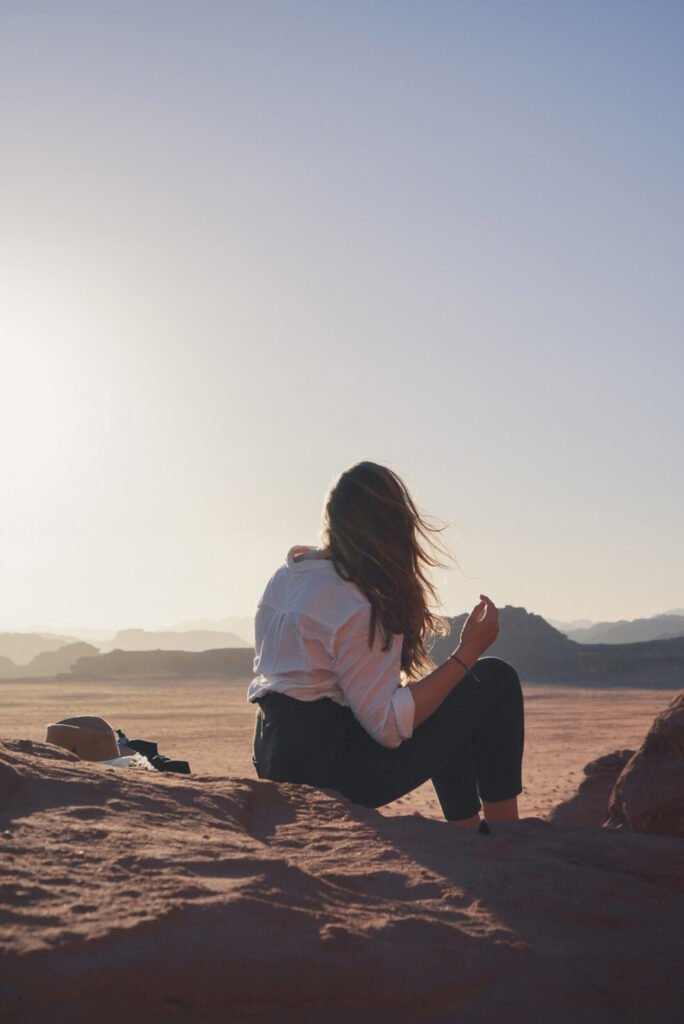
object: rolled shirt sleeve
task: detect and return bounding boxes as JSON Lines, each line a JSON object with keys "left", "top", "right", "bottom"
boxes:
{"left": 333, "top": 607, "right": 415, "bottom": 748}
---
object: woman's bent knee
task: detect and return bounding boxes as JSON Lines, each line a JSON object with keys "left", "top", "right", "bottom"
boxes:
{"left": 473, "top": 657, "right": 521, "bottom": 692}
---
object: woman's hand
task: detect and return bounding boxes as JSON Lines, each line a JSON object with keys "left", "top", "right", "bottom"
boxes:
{"left": 407, "top": 594, "right": 500, "bottom": 726}
{"left": 456, "top": 594, "right": 499, "bottom": 666}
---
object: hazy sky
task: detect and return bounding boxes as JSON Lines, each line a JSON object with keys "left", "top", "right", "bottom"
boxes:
{"left": 2, "top": 0, "right": 683, "bottom": 631}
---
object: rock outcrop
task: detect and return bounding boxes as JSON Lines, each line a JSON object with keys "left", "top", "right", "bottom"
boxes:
{"left": 548, "top": 749, "right": 635, "bottom": 827}
{"left": 607, "top": 689, "right": 684, "bottom": 836}
{"left": 1, "top": 738, "right": 683, "bottom": 1023}
{"left": 68, "top": 646, "right": 254, "bottom": 679}
{"left": 548, "top": 689, "right": 684, "bottom": 837}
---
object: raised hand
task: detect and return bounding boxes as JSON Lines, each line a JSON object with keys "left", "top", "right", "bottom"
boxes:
{"left": 457, "top": 594, "right": 499, "bottom": 664}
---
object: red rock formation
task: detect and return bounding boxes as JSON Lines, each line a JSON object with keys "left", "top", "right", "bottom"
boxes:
{"left": 548, "top": 749, "right": 635, "bottom": 827}
{"left": 607, "top": 689, "right": 684, "bottom": 836}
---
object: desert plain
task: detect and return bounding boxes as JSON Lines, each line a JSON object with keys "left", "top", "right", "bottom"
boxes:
{"left": 0, "top": 675, "right": 674, "bottom": 817}
{"left": 2, "top": 676, "right": 683, "bottom": 1023}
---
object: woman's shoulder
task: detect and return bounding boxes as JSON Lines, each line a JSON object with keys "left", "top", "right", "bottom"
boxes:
{"left": 286, "top": 545, "right": 333, "bottom": 567}
{"left": 264, "top": 546, "right": 369, "bottom": 626}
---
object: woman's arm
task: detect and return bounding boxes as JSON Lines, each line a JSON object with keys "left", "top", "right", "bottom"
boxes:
{"left": 333, "top": 608, "right": 413, "bottom": 747}
{"left": 407, "top": 596, "right": 499, "bottom": 727}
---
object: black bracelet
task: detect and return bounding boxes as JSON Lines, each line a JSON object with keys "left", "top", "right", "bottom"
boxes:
{"left": 449, "top": 652, "right": 480, "bottom": 682}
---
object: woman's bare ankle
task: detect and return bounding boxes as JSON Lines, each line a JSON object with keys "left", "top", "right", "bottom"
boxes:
{"left": 482, "top": 796, "right": 519, "bottom": 823}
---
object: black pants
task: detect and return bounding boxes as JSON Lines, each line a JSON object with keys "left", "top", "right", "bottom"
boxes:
{"left": 252, "top": 657, "right": 524, "bottom": 821}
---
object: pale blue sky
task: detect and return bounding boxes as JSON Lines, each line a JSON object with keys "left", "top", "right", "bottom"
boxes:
{"left": 1, "top": 1, "right": 682, "bottom": 630}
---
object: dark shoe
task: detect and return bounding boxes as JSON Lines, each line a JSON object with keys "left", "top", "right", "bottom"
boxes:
{"left": 478, "top": 819, "right": 491, "bottom": 835}
{"left": 151, "top": 754, "right": 190, "bottom": 774}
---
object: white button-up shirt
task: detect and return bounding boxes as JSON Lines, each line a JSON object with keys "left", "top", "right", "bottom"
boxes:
{"left": 247, "top": 547, "right": 416, "bottom": 748}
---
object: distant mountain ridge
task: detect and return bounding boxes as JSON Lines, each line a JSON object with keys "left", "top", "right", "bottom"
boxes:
{"left": 546, "top": 617, "right": 594, "bottom": 633}
{"left": 0, "top": 628, "right": 251, "bottom": 679}
{"left": 0, "top": 632, "right": 82, "bottom": 665}
{"left": 0, "top": 643, "right": 99, "bottom": 679}
{"left": 431, "top": 607, "right": 684, "bottom": 687}
{"left": 105, "top": 629, "right": 250, "bottom": 652}
{"left": 2, "top": 609, "right": 682, "bottom": 686}
{"left": 170, "top": 616, "right": 255, "bottom": 645}
{"left": 566, "top": 614, "right": 684, "bottom": 645}
{"left": 69, "top": 647, "right": 254, "bottom": 680}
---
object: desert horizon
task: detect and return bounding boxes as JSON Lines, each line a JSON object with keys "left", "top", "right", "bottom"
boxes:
{"left": 3, "top": 605, "right": 683, "bottom": 690}
{"left": 4, "top": 602, "right": 684, "bottom": 647}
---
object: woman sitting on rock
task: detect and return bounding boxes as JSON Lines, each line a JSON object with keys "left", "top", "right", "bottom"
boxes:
{"left": 248, "top": 461, "right": 524, "bottom": 832}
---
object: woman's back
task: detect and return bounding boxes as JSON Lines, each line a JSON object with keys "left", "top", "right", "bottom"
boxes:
{"left": 248, "top": 545, "right": 412, "bottom": 747}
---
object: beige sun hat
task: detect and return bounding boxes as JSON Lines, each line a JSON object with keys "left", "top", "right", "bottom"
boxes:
{"left": 45, "top": 715, "right": 119, "bottom": 762}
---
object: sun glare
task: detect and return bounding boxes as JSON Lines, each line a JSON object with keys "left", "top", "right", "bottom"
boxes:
{"left": 1, "top": 269, "right": 95, "bottom": 476}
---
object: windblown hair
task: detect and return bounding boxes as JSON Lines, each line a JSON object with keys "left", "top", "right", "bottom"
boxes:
{"left": 322, "top": 462, "right": 450, "bottom": 678}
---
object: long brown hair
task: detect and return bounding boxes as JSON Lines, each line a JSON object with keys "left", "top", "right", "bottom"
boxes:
{"left": 322, "top": 462, "right": 450, "bottom": 677}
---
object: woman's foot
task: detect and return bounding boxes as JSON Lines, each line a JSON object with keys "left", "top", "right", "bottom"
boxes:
{"left": 450, "top": 814, "right": 481, "bottom": 831}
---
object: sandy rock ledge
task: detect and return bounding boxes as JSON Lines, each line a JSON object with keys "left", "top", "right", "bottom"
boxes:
{"left": 1, "top": 738, "right": 683, "bottom": 1024}
{"left": 608, "top": 690, "right": 684, "bottom": 835}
